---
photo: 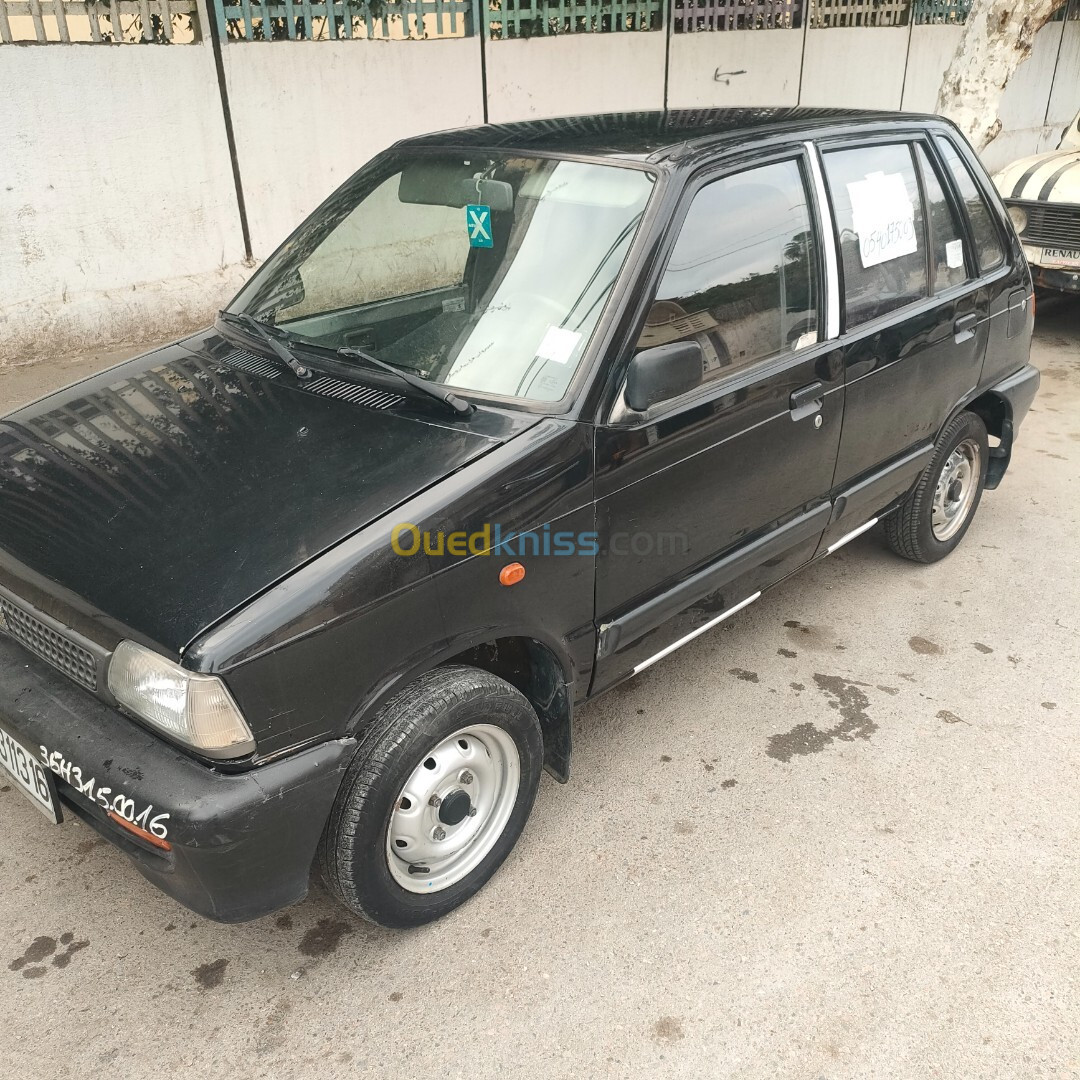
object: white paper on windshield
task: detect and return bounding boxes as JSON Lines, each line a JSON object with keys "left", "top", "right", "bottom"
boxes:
{"left": 847, "top": 171, "right": 918, "bottom": 268}
{"left": 946, "top": 238, "right": 964, "bottom": 269}
{"left": 536, "top": 325, "right": 581, "bottom": 365}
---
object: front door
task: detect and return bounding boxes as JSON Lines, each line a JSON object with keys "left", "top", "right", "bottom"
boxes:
{"left": 591, "top": 151, "right": 843, "bottom": 693}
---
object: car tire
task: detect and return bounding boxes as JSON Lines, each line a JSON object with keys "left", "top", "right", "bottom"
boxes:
{"left": 318, "top": 664, "right": 543, "bottom": 929}
{"left": 883, "top": 410, "right": 989, "bottom": 564}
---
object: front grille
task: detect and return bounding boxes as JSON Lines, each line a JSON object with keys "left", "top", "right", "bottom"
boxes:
{"left": 1011, "top": 201, "right": 1080, "bottom": 249}
{"left": 0, "top": 596, "right": 98, "bottom": 691}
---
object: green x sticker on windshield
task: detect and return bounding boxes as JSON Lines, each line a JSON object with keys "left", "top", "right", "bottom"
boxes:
{"left": 466, "top": 204, "right": 493, "bottom": 249}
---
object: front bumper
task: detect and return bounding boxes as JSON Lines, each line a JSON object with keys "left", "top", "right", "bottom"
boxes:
{"left": 0, "top": 634, "right": 354, "bottom": 922}
{"left": 1031, "top": 264, "right": 1080, "bottom": 294}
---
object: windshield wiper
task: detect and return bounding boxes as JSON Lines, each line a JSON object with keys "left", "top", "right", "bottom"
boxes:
{"left": 219, "top": 310, "right": 312, "bottom": 381}
{"left": 337, "top": 346, "right": 473, "bottom": 416}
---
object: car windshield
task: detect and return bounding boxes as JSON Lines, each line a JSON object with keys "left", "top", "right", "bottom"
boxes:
{"left": 227, "top": 152, "right": 656, "bottom": 403}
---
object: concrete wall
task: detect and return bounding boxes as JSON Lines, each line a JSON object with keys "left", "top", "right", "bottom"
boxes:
{"left": 800, "top": 27, "right": 910, "bottom": 109}
{"left": 485, "top": 33, "right": 666, "bottom": 124}
{"left": 667, "top": 29, "right": 804, "bottom": 109}
{"left": 981, "top": 18, "right": 1069, "bottom": 173}
{"left": 4, "top": 20, "right": 1077, "bottom": 368}
{"left": 0, "top": 42, "right": 248, "bottom": 366}
{"left": 1041, "top": 19, "right": 1080, "bottom": 152}
{"left": 223, "top": 37, "right": 485, "bottom": 259}
{"left": 901, "top": 25, "right": 963, "bottom": 112}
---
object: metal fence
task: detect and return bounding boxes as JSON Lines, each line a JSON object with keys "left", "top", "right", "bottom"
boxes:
{"left": 809, "top": 0, "right": 909, "bottom": 27}
{"left": 670, "top": 0, "right": 980, "bottom": 31}
{"left": 0, "top": 0, "right": 199, "bottom": 42}
{"left": 911, "top": 0, "right": 968, "bottom": 23}
{"left": 486, "top": 0, "right": 663, "bottom": 37}
{"left": 0, "top": 0, "right": 1000, "bottom": 41}
{"left": 671, "top": 0, "right": 804, "bottom": 31}
{"left": 212, "top": 0, "right": 475, "bottom": 38}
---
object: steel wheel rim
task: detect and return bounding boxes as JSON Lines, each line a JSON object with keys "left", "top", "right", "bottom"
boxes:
{"left": 932, "top": 438, "right": 980, "bottom": 542}
{"left": 386, "top": 724, "right": 520, "bottom": 894}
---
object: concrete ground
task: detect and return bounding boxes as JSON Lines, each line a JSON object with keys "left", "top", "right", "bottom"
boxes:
{"left": 0, "top": 303, "right": 1077, "bottom": 1080}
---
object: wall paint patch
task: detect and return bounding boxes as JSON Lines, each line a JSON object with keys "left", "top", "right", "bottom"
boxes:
{"left": 466, "top": 204, "right": 493, "bottom": 248}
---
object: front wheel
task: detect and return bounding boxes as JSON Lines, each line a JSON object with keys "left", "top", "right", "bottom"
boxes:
{"left": 318, "top": 665, "right": 543, "bottom": 928}
{"left": 883, "top": 410, "right": 989, "bottom": 563}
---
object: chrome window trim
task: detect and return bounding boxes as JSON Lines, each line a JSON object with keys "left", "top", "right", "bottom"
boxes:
{"left": 805, "top": 140, "right": 840, "bottom": 341}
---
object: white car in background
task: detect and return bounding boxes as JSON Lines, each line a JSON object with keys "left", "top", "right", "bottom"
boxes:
{"left": 994, "top": 109, "right": 1080, "bottom": 295}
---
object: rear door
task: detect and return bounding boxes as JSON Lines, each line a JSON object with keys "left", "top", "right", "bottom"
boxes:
{"left": 815, "top": 135, "right": 991, "bottom": 546}
{"left": 932, "top": 133, "right": 1031, "bottom": 390}
{"left": 591, "top": 149, "right": 844, "bottom": 692}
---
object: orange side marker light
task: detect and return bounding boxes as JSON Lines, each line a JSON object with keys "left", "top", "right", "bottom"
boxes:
{"left": 108, "top": 811, "right": 172, "bottom": 851}
{"left": 499, "top": 562, "right": 526, "bottom": 586}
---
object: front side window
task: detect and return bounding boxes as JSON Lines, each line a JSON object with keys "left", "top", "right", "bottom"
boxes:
{"left": 823, "top": 142, "right": 928, "bottom": 330}
{"left": 640, "top": 158, "right": 819, "bottom": 381}
{"left": 934, "top": 135, "right": 1005, "bottom": 273}
{"left": 228, "top": 154, "right": 655, "bottom": 403}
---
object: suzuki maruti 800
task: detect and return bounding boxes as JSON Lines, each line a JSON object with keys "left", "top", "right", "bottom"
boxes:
{"left": 0, "top": 110, "right": 1038, "bottom": 927}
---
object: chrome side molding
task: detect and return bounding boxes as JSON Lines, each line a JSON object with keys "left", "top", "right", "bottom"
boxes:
{"left": 825, "top": 517, "right": 879, "bottom": 555}
{"left": 632, "top": 591, "right": 762, "bottom": 676}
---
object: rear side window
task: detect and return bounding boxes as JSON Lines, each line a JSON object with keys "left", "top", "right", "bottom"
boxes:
{"left": 641, "top": 158, "right": 819, "bottom": 381}
{"left": 934, "top": 136, "right": 1005, "bottom": 272}
{"left": 823, "top": 143, "right": 928, "bottom": 330}
{"left": 915, "top": 143, "right": 968, "bottom": 293}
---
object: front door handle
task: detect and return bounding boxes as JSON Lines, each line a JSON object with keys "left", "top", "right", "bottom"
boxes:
{"left": 790, "top": 382, "right": 824, "bottom": 419}
{"left": 954, "top": 313, "right": 979, "bottom": 342}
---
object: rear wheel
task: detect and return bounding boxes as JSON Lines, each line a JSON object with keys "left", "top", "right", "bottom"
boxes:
{"left": 319, "top": 665, "right": 543, "bottom": 928}
{"left": 883, "top": 410, "right": 988, "bottom": 563}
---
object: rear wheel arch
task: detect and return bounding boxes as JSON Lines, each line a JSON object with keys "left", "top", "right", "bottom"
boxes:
{"left": 963, "top": 388, "right": 1010, "bottom": 440}
{"left": 951, "top": 388, "right": 1013, "bottom": 489}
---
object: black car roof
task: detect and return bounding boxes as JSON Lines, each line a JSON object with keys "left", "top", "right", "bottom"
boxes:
{"left": 397, "top": 108, "right": 944, "bottom": 164}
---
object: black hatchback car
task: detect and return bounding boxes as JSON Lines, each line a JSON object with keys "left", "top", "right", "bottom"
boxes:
{"left": 0, "top": 110, "right": 1038, "bottom": 928}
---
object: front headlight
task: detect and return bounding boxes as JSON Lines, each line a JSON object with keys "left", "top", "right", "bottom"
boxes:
{"left": 1007, "top": 205, "right": 1028, "bottom": 235}
{"left": 107, "top": 640, "right": 256, "bottom": 759}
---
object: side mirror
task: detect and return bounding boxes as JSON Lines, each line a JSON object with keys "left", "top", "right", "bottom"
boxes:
{"left": 625, "top": 341, "right": 703, "bottom": 412}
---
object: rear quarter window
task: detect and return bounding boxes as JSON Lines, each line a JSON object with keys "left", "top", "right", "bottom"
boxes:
{"left": 934, "top": 136, "right": 1006, "bottom": 273}
{"left": 916, "top": 143, "right": 969, "bottom": 292}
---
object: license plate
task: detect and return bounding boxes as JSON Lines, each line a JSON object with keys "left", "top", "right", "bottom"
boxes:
{"left": 0, "top": 721, "right": 61, "bottom": 823}
{"left": 1039, "top": 247, "right": 1080, "bottom": 268}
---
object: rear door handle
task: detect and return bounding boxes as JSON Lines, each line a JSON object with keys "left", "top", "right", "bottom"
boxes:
{"left": 954, "top": 313, "right": 979, "bottom": 342}
{"left": 790, "top": 382, "right": 824, "bottom": 418}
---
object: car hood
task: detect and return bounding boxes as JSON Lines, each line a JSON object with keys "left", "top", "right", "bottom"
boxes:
{"left": 994, "top": 147, "right": 1080, "bottom": 203}
{"left": 0, "top": 336, "right": 538, "bottom": 654}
